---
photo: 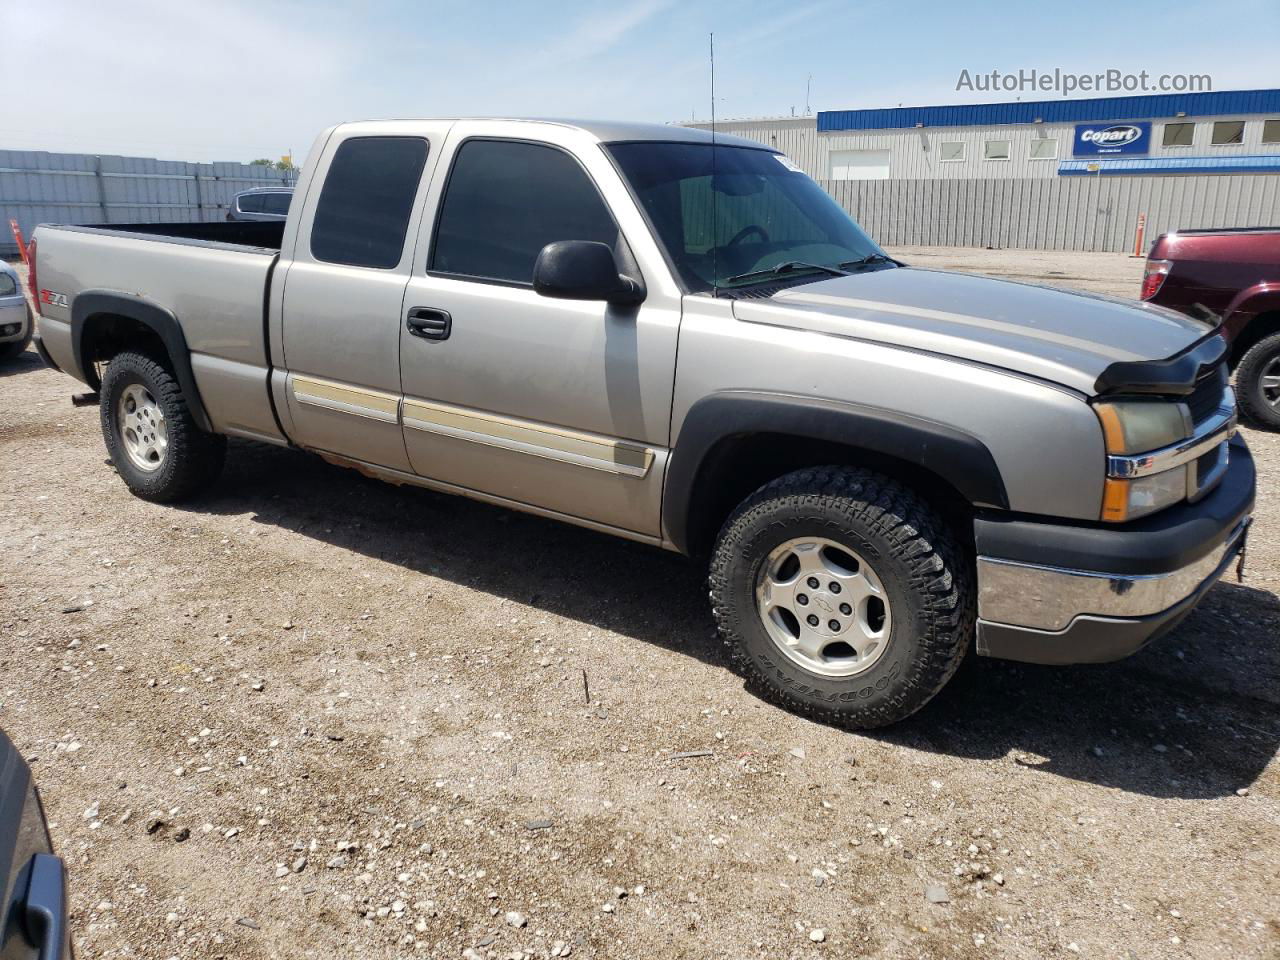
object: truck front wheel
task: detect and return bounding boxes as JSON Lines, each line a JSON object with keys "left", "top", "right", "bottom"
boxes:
{"left": 709, "top": 467, "right": 973, "bottom": 729}
{"left": 1235, "top": 330, "right": 1280, "bottom": 431}
{"left": 100, "top": 350, "right": 226, "bottom": 502}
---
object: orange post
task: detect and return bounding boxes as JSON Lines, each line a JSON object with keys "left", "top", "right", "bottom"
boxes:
{"left": 8, "top": 219, "right": 28, "bottom": 266}
{"left": 1131, "top": 212, "right": 1147, "bottom": 258}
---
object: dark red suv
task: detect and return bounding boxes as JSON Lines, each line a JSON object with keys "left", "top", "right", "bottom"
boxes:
{"left": 1142, "top": 227, "right": 1280, "bottom": 429}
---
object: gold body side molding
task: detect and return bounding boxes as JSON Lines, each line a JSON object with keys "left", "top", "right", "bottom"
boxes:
{"left": 402, "top": 397, "right": 654, "bottom": 478}
{"left": 291, "top": 375, "right": 400, "bottom": 424}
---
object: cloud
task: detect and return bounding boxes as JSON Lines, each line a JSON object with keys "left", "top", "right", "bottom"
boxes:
{"left": 542, "top": 0, "right": 675, "bottom": 63}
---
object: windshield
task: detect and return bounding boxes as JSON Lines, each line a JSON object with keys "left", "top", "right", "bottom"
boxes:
{"left": 607, "top": 141, "right": 889, "bottom": 294}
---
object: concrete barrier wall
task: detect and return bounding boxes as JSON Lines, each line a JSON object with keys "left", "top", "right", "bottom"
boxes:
{"left": 1, "top": 149, "right": 294, "bottom": 255}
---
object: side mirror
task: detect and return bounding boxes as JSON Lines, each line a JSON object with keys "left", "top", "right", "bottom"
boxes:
{"left": 533, "top": 241, "right": 645, "bottom": 306}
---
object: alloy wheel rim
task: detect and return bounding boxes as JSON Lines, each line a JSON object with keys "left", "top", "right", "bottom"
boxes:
{"left": 754, "top": 536, "right": 892, "bottom": 678}
{"left": 1261, "top": 355, "right": 1280, "bottom": 410}
{"left": 118, "top": 383, "right": 168, "bottom": 472}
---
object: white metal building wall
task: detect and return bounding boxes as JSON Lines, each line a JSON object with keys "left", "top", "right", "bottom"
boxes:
{"left": 683, "top": 116, "right": 1280, "bottom": 251}
{"left": 819, "top": 173, "right": 1280, "bottom": 252}
{"left": 690, "top": 115, "right": 1280, "bottom": 179}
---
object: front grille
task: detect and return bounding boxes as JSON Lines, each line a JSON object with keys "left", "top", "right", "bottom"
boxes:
{"left": 1187, "top": 362, "right": 1229, "bottom": 425}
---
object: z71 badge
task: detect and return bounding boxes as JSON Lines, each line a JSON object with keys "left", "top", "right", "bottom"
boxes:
{"left": 39, "top": 289, "right": 69, "bottom": 308}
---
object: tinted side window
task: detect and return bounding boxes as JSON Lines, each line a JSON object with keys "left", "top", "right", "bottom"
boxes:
{"left": 431, "top": 140, "right": 618, "bottom": 284}
{"left": 262, "top": 193, "right": 292, "bottom": 215}
{"left": 311, "top": 137, "right": 429, "bottom": 268}
{"left": 238, "top": 193, "right": 266, "bottom": 213}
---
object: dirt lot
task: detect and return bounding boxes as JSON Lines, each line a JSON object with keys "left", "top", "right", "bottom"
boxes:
{"left": 1, "top": 250, "right": 1277, "bottom": 960}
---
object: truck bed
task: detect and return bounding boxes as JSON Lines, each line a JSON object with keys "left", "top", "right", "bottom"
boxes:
{"left": 33, "top": 221, "right": 286, "bottom": 444}
{"left": 60, "top": 219, "right": 285, "bottom": 250}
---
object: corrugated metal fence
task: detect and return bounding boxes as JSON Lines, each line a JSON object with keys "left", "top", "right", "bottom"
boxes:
{"left": 1, "top": 149, "right": 294, "bottom": 255}
{"left": 819, "top": 173, "right": 1280, "bottom": 252}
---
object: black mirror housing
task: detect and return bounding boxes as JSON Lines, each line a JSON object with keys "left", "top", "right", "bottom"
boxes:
{"left": 533, "top": 241, "right": 644, "bottom": 306}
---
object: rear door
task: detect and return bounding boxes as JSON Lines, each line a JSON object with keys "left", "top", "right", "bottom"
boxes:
{"left": 279, "top": 123, "right": 449, "bottom": 471}
{"left": 1, "top": 730, "right": 68, "bottom": 960}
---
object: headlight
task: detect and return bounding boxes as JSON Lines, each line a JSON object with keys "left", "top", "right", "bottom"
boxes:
{"left": 1101, "top": 468, "right": 1188, "bottom": 522}
{"left": 1094, "top": 400, "right": 1194, "bottom": 522}
{"left": 1093, "top": 400, "right": 1192, "bottom": 456}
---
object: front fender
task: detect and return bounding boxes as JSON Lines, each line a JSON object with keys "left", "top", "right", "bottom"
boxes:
{"left": 662, "top": 391, "right": 1008, "bottom": 556}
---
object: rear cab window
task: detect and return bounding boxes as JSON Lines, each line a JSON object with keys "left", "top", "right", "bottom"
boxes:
{"left": 311, "top": 137, "right": 430, "bottom": 268}
{"left": 429, "top": 139, "right": 619, "bottom": 285}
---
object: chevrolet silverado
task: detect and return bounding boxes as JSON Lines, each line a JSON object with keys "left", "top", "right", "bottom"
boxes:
{"left": 29, "top": 119, "right": 1255, "bottom": 727}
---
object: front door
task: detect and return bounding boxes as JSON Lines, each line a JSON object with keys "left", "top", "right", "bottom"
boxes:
{"left": 398, "top": 126, "right": 681, "bottom": 537}
{"left": 279, "top": 124, "right": 448, "bottom": 470}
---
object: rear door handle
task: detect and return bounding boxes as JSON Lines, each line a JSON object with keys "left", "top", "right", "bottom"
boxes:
{"left": 406, "top": 307, "right": 451, "bottom": 341}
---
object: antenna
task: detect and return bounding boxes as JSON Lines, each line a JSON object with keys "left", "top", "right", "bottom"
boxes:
{"left": 805, "top": 74, "right": 812, "bottom": 115}
{"left": 710, "top": 32, "right": 718, "bottom": 298}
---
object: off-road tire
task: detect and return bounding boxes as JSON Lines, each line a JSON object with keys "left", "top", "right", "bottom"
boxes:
{"left": 0, "top": 307, "right": 33, "bottom": 360}
{"left": 1235, "top": 331, "right": 1280, "bottom": 431}
{"left": 100, "top": 350, "right": 226, "bottom": 502}
{"left": 709, "top": 466, "right": 974, "bottom": 729}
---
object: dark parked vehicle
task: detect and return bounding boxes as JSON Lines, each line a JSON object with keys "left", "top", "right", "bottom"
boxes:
{"left": 226, "top": 187, "right": 292, "bottom": 222}
{"left": 1143, "top": 227, "right": 1280, "bottom": 429}
{"left": 1, "top": 728, "right": 69, "bottom": 960}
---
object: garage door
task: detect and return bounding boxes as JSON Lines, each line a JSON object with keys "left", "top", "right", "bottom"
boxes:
{"left": 828, "top": 149, "right": 891, "bottom": 180}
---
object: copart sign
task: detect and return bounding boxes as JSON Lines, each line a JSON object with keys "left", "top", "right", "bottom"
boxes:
{"left": 1073, "top": 121, "right": 1151, "bottom": 156}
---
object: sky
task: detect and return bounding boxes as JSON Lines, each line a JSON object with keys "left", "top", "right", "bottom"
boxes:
{"left": 8, "top": 0, "right": 1279, "bottom": 165}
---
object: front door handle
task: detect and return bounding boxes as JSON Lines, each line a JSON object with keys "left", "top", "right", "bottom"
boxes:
{"left": 406, "top": 307, "right": 451, "bottom": 341}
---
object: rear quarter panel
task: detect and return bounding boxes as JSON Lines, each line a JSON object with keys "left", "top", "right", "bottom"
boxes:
{"left": 34, "top": 226, "right": 283, "bottom": 441}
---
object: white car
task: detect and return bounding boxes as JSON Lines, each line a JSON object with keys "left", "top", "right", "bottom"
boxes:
{"left": 0, "top": 260, "right": 32, "bottom": 360}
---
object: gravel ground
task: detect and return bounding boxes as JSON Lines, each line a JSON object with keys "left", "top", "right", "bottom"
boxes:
{"left": 1, "top": 251, "right": 1277, "bottom": 960}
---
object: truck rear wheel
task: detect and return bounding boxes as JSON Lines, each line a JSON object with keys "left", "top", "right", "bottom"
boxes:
{"left": 100, "top": 350, "right": 226, "bottom": 502}
{"left": 1235, "top": 330, "right": 1280, "bottom": 431}
{"left": 709, "top": 466, "right": 973, "bottom": 729}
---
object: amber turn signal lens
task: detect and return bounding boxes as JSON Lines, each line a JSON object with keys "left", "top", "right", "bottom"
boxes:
{"left": 1101, "top": 478, "right": 1131, "bottom": 523}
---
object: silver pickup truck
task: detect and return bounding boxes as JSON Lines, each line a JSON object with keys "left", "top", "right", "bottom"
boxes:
{"left": 29, "top": 119, "right": 1255, "bottom": 728}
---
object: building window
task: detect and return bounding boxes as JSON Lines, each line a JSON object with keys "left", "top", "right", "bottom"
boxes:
{"left": 827, "top": 149, "right": 891, "bottom": 180}
{"left": 983, "top": 139, "right": 1011, "bottom": 161}
{"left": 1211, "top": 120, "right": 1245, "bottom": 145}
{"left": 1028, "top": 138, "right": 1058, "bottom": 161}
{"left": 1163, "top": 122, "right": 1195, "bottom": 147}
{"left": 939, "top": 141, "right": 966, "bottom": 162}
{"left": 1263, "top": 120, "right": 1280, "bottom": 144}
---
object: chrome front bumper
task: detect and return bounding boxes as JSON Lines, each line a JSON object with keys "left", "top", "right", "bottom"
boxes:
{"left": 973, "top": 436, "right": 1255, "bottom": 665}
{"left": 0, "top": 299, "right": 27, "bottom": 341}
{"left": 978, "top": 518, "right": 1249, "bottom": 633}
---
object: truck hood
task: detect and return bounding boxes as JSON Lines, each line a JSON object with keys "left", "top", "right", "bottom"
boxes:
{"left": 732, "top": 267, "right": 1214, "bottom": 395}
